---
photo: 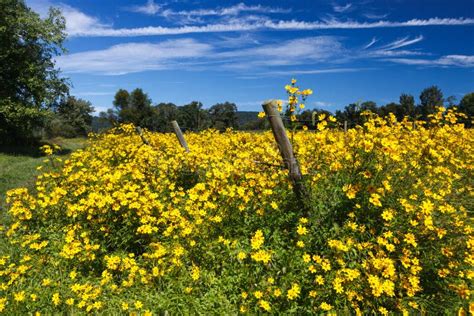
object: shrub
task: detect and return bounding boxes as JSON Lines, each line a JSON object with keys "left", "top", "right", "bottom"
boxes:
{"left": 1, "top": 108, "right": 472, "bottom": 314}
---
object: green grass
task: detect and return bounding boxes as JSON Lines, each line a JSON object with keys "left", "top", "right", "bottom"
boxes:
{"left": 0, "top": 137, "right": 87, "bottom": 211}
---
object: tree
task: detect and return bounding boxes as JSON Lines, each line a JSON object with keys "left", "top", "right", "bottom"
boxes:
{"left": 113, "top": 89, "right": 130, "bottom": 114}
{"left": 52, "top": 96, "right": 94, "bottom": 137}
{"left": 458, "top": 92, "right": 474, "bottom": 127}
{"left": 399, "top": 94, "right": 416, "bottom": 118}
{"left": 379, "top": 102, "right": 402, "bottom": 120}
{"left": 178, "top": 101, "right": 209, "bottom": 131}
{"left": 459, "top": 93, "right": 474, "bottom": 116}
{"left": 418, "top": 86, "right": 444, "bottom": 117}
{"left": 112, "top": 88, "right": 154, "bottom": 128}
{"left": 208, "top": 102, "right": 238, "bottom": 130}
{"left": 0, "top": 0, "right": 69, "bottom": 144}
{"left": 153, "top": 103, "right": 178, "bottom": 132}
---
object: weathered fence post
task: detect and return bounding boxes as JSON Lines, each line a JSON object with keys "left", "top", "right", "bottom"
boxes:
{"left": 262, "top": 100, "right": 309, "bottom": 212}
{"left": 344, "top": 120, "right": 348, "bottom": 132}
{"left": 171, "top": 120, "right": 190, "bottom": 152}
{"left": 135, "top": 126, "right": 150, "bottom": 145}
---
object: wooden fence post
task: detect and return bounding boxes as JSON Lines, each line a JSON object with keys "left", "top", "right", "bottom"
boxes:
{"left": 344, "top": 120, "right": 348, "bottom": 132}
{"left": 171, "top": 120, "right": 190, "bottom": 152}
{"left": 262, "top": 100, "right": 310, "bottom": 212}
{"left": 135, "top": 126, "right": 150, "bottom": 146}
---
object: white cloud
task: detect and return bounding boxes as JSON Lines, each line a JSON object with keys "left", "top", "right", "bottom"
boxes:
{"left": 219, "top": 36, "right": 344, "bottom": 67}
{"left": 379, "top": 35, "right": 423, "bottom": 50}
{"left": 26, "top": 1, "right": 474, "bottom": 37}
{"left": 59, "top": 4, "right": 111, "bottom": 36}
{"left": 66, "top": 17, "right": 474, "bottom": 37}
{"left": 231, "top": 36, "right": 341, "bottom": 68}
{"left": 387, "top": 55, "right": 474, "bottom": 67}
{"left": 130, "top": 2, "right": 290, "bottom": 17}
{"left": 255, "top": 68, "right": 365, "bottom": 76}
{"left": 57, "top": 39, "right": 213, "bottom": 75}
{"left": 333, "top": 3, "right": 353, "bottom": 13}
{"left": 55, "top": 33, "right": 474, "bottom": 76}
{"left": 363, "top": 35, "right": 426, "bottom": 58}
{"left": 314, "top": 101, "right": 334, "bottom": 108}
{"left": 130, "top": 0, "right": 162, "bottom": 15}
{"left": 363, "top": 13, "right": 389, "bottom": 19}
{"left": 364, "top": 37, "right": 378, "bottom": 49}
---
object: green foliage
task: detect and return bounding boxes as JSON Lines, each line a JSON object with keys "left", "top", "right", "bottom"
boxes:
{"left": 46, "top": 96, "right": 94, "bottom": 138}
{"left": 208, "top": 102, "right": 238, "bottom": 130}
{"left": 0, "top": 99, "right": 51, "bottom": 144}
{"left": 152, "top": 103, "right": 178, "bottom": 132}
{"left": 0, "top": 0, "right": 69, "bottom": 144}
{"left": 459, "top": 92, "right": 474, "bottom": 117}
{"left": 419, "top": 86, "right": 444, "bottom": 117}
{"left": 178, "top": 101, "right": 210, "bottom": 131}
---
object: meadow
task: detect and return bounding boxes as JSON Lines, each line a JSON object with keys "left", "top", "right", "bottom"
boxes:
{"left": 0, "top": 104, "right": 472, "bottom": 315}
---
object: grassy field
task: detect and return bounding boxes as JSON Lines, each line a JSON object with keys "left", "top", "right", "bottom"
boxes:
{"left": 0, "top": 138, "right": 86, "bottom": 210}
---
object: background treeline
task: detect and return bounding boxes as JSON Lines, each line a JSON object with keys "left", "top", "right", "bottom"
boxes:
{"left": 95, "top": 87, "right": 474, "bottom": 132}
{"left": 97, "top": 88, "right": 242, "bottom": 132}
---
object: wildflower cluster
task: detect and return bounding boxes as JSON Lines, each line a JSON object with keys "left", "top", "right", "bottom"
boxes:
{"left": 0, "top": 97, "right": 473, "bottom": 314}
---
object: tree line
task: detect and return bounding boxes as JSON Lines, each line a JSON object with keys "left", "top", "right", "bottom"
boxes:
{"left": 98, "top": 87, "right": 474, "bottom": 132}
{"left": 332, "top": 87, "right": 473, "bottom": 127}
{"left": 98, "top": 89, "right": 239, "bottom": 132}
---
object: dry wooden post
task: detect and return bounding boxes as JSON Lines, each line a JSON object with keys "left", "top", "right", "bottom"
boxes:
{"left": 171, "top": 120, "right": 190, "bottom": 152}
{"left": 135, "top": 126, "right": 150, "bottom": 145}
{"left": 262, "top": 100, "right": 309, "bottom": 212}
{"left": 344, "top": 120, "right": 348, "bottom": 132}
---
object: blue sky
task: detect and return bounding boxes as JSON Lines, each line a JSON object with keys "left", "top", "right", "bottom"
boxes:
{"left": 27, "top": 0, "right": 474, "bottom": 113}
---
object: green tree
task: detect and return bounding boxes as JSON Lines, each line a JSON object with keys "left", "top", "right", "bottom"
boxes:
{"left": 458, "top": 92, "right": 474, "bottom": 127}
{"left": 48, "top": 96, "right": 94, "bottom": 137}
{"left": 380, "top": 102, "right": 402, "bottom": 120}
{"left": 113, "top": 89, "right": 130, "bottom": 113}
{"left": 418, "top": 86, "right": 444, "bottom": 117}
{"left": 152, "top": 103, "right": 178, "bottom": 132}
{"left": 129, "top": 88, "right": 153, "bottom": 127}
{"left": 399, "top": 93, "right": 416, "bottom": 118}
{"left": 208, "top": 102, "right": 238, "bottom": 130}
{"left": 112, "top": 88, "right": 154, "bottom": 128}
{"left": 0, "top": 0, "right": 69, "bottom": 144}
{"left": 459, "top": 92, "right": 474, "bottom": 117}
{"left": 178, "top": 101, "right": 209, "bottom": 131}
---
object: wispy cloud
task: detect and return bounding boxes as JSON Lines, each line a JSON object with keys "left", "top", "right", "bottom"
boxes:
{"left": 129, "top": 1, "right": 290, "bottom": 17}
{"left": 56, "top": 33, "right": 473, "bottom": 77}
{"left": 363, "top": 12, "right": 389, "bottom": 19}
{"left": 364, "top": 37, "right": 378, "bottom": 49}
{"left": 256, "top": 68, "right": 366, "bottom": 76}
{"left": 379, "top": 35, "right": 424, "bottom": 50}
{"left": 218, "top": 36, "right": 344, "bottom": 68}
{"left": 387, "top": 55, "right": 474, "bottom": 67}
{"left": 129, "top": 0, "right": 162, "bottom": 15}
{"left": 57, "top": 39, "right": 213, "bottom": 75}
{"left": 27, "top": 2, "right": 474, "bottom": 37}
{"left": 333, "top": 3, "right": 353, "bottom": 13}
{"left": 362, "top": 35, "right": 426, "bottom": 58}
{"left": 65, "top": 17, "right": 474, "bottom": 37}
{"left": 314, "top": 101, "right": 334, "bottom": 108}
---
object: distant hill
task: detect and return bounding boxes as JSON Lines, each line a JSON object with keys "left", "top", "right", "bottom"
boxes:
{"left": 91, "top": 116, "right": 111, "bottom": 132}
{"left": 236, "top": 111, "right": 259, "bottom": 126}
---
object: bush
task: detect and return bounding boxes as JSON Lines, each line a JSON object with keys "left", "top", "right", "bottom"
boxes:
{"left": 1, "top": 108, "right": 473, "bottom": 314}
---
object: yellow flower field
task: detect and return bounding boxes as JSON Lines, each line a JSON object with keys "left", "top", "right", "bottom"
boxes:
{"left": 1, "top": 106, "right": 473, "bottom": 314}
